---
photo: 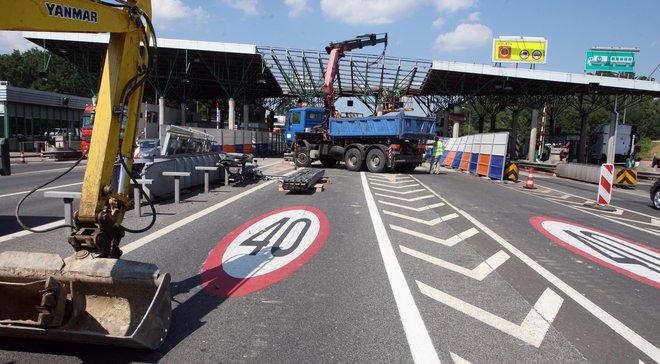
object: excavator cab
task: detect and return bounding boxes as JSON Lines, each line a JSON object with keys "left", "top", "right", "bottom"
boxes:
{"left": 0, "top": 0, "right": 171, "bottom": 349}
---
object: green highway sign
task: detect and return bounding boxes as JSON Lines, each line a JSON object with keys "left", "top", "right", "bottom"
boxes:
{"left": 585, "top": 50, "right": 636, "bottom": 72}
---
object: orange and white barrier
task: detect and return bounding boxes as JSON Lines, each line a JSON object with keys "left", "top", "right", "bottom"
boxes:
{"left": 440, "top": 132, "right": 509, "bottom": 180}
{"left": 19, "top": 151, "right": 26, "bottom": 164}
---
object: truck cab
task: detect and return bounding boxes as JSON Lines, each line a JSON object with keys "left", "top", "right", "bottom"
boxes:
{"left": 284, "top": 107, "right": 325, "bottom": 143}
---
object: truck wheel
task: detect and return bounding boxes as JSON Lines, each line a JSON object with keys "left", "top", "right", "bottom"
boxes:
{"left": 294, "top": 147, "right": 312, "bottom": 167}
{"left": 344, "top": 148, "right": 364, "bottom": 171}
{"left": 366, "top": 148, "right": 387, "bottom": 173}
{"left": 320, "top": 157, "right": 336, "bottom": 167}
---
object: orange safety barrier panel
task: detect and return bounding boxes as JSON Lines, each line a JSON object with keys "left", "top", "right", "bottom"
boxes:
{"left": 460, "top": 152, "right": 470, "bottom": 171}
{"left": 443, "top": 151, "right": 456, "bottom": 166}
{"left": 477, "top": 154, "right": 490, "bottom": 176}
{"left": 244, "top": 144, "right": 253, "bottom": 154}
{"left": 223, "top": 144, "right": 235, "bottom": 153}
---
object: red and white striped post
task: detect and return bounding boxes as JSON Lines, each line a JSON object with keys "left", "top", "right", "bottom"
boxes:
{"left": 597, "top": 163, "right": 614, "bottom": 205}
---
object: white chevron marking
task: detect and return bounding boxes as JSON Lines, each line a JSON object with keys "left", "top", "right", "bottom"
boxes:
{"left": 384, "top": 210, "right": 458, "bottom": 225}
{"left": 400, "top": 246, "right": 509, "bottom": 281}
{"left": 417, "top": 282, "right": 563, "bottom": 348}
{"left": 378, "top": 201, "right": 445, "bottom": 211}
{"left": 375, "top": 193, "right": 435, "bottom": 202}
{"left": 390, "top": 226, "right": 478, "bottom": 246}
{"left": 370, "top": 182, "right": 421, "bottom": 189}
{"left": 373, "top": 187, "right": 427, "bottom": 195}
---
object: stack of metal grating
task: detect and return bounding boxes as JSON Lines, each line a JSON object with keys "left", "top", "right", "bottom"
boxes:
{"left": 281, "top": 169, "right": 325, "bottom": 192}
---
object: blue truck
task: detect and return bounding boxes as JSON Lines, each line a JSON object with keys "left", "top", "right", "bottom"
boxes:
{"left": 288, "top": 108, "right": 436, "bottom": 173}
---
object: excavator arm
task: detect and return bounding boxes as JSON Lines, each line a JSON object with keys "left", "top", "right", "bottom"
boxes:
{"left": 0, "top": 0, "right": 171, "bottom": 349}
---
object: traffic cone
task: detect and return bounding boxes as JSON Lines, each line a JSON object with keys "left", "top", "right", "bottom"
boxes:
{"left": 523, "top": 168, "right": 536, "bottom": 189}
{"left": 40, "top": 148, "right": 44, "bottom": 161}
{"left": 19, "top": 151, "right": 27, "bottom": 164}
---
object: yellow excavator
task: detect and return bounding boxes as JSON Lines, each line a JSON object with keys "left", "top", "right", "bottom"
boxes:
{"left": 0, "top": 0, "right": 170, "bottom": 349}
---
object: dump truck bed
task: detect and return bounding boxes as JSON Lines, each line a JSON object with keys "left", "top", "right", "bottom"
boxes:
{"left": 329, "top": 111, "right": 435, "bottom": 140}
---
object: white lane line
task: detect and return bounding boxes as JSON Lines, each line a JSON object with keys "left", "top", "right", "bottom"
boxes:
{"left": 361, "top": 172, "right": 440, "bottom": 364}
{"left": 122, "top": 180, "right": 276, "bottom": 254}
{"left": 390, "top": 225, "right": 479, "bottom": 247}
{"left": 418, "top": 282, "right": 563, "bottom": 348}
{"left": 400, "top": 246, "right": 509, "bottom": 281}
{"left": 378, "top": 201, "right": 445, "bottom": 211}
{"left": 412, "top": 175, "right": 660, "bottom": 360}
{"left": 530, "top": 183, "right": 660, "bottom": 221}
{"left": 384, "top": 210, "right": 458, "bottom": 225}
{"left": 6, "top": 164, "right": 86, "bottom": 177}
{"left": 373, "top": 188, "right": 427, "bottom": 195}
{"left": 375, "top": 193, "right": 435, "bottom": 202}
{"left": 0, "top": 182, "right": 83, "bottom": 198}
{"left": 0, "top": 220, "right": 66, "bottom": 243}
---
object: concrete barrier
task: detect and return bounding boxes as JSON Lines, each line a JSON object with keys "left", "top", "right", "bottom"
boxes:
{"left": 555, "top": 162, "right": 600, "bottom": 184}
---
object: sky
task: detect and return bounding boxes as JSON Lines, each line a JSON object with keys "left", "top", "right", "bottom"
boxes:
{"left": 0, "top": 0, "right": 658, "bottom": 77}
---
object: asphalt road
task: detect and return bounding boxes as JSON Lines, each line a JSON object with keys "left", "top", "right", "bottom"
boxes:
{"left": 0, "top": 159, "right": 658, "bottom": 363}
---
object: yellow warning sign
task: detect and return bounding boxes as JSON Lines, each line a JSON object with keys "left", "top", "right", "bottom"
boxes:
{"left": 615, "top": 168, "right": 637, "bottom": 188}
{"left": 492, "top": 37, "right": 547, "bottom": 64}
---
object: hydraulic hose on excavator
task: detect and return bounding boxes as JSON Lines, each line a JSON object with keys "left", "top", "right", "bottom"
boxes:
{"left": 0, "top": 0, "right": 171, "bottom": 349}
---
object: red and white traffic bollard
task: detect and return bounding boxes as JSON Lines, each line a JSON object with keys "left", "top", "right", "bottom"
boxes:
{"left": 19, "top": 151, "right": 27, "bottom": 164}
{"left": 597, "top": 163, "right": 614, "bottom": 205}
{"left": 40, "top": 148, "right": 44, "bottom": 161}
{"left": 584, "top": 163, "right": 617, "bottom": 211}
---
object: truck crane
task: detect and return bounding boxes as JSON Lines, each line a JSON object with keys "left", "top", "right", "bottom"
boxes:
{"left": 289, "top": 34, "right": 436, "bottom": 173}
{"left": 0, "top": 0, "right": 170, "bottom": 349}
{"left": 322, "top": 33, "right": 388, "bottom": 124}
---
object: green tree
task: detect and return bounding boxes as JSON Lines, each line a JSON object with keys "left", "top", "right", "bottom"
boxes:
{"left": 0, "top": 48, "right": 91, "bottom": 96}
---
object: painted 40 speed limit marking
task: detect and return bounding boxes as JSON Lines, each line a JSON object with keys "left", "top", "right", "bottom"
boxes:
{"left": 202, "top": 206, "right": 329, "bottom": 297}
{"left": 531, "top": 217, "right": 660, "bottom": 288}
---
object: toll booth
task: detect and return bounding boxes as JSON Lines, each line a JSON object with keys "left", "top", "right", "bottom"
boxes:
{"left": 0, "top": 81, "right": 91, "bottom": 152}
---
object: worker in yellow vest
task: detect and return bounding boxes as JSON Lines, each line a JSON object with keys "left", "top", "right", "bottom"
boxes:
{"left": 430, "top": 136, "right": 444, "bottom": 174}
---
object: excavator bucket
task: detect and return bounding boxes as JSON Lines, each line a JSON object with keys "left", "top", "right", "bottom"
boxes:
{"left": 0, "top": 251, "right": 170, "bottom": 349}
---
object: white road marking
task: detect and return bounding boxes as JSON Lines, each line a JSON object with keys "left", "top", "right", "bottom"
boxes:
{"left": 401, "top": 246, "right": 509, "bottom": 281}
{"left": 122, "top": 180, "right": 278, "bottom": 254}
{"left": 6, "top": 164, "right": 86, "bottom": 177}
{"left": 375, "top": 193, "right": 435, "bottom": 202}
{"left": 372, "top": 187, "right": 426, "bottom": 195}
{"left": 390, "top": 225, "right": 478, "bottom": 247}
{"left": 384, "top": 210, "right": 458, "bottom": 225}
{"left": 368, "top": 176, "right": 414, "bottom": 183}
{"left": 0, "top": 219, "right": 65, "bottom": 243}
{"left": 0, "top": 182, "right": 83, "bottom": 198}
{"left": 450, "top": 352, "right": 471, "bottom": 364}
{"left": 418, "top": 282, "right": 563, "bottom": 348}
{"left": 529, "top": 182, "right": 660, "bottom": 221}
{"left": 411, "top": 176, "right": 660, "bottom": 360}
{"left": 378, "top": 200, "right": 445, "bottom": 211}
{"left": 361, "top": 172, "right": 440, "bottom": 364}
{"left": 370, "top": 182, "right": 421, "bottom": 189}
{"left": 560, "top": 194, "right": 572, "bottom": 199}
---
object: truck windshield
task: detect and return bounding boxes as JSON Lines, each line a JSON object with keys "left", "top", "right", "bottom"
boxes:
{"left": 82, "top": 113, "right": 93, "bottom": 129}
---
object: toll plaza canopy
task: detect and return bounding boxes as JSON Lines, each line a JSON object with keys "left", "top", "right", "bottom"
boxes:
{"left": 23, "top": 32, "right": 660, "bottom": 107}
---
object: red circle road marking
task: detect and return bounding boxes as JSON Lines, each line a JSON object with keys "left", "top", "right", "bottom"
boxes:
{"left": 202, "top": 206, "right": 329, "bottom": 297}
{"left": 530, "top": 216, "right": 660, "bottom": 288}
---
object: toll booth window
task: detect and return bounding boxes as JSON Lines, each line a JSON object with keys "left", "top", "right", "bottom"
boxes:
{"left": 291, "top": 112, "right": 301, "bottom": 124}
